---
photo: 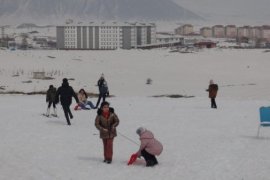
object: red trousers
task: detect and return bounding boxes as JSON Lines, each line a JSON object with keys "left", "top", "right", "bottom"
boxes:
{"left": 102, "top": 138, "right": 114, "bottom": 161}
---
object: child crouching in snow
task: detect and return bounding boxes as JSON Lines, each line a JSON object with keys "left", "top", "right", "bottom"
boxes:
{"left": 136, "top": 127, "right": 163, "bottom": 167}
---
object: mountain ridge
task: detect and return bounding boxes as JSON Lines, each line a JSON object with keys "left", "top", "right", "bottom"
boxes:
{"left": 0, "top": 0, "right": 203, "bottom": 24}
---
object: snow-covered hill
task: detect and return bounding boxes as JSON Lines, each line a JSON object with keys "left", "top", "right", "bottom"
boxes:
{"left": 173, "top": 0, "right": 270, "bottom": 25}
{"left": 0, "top": 48, "right": 270, "bottom": 100}
{"left": 1, "top": 48, "right": 270, "bottom": 180}
{"left": 0, "top": 0, "right": 202, "bottom": 24}
{"left": 0, "top": 94, "right": 270, "bottom": 180}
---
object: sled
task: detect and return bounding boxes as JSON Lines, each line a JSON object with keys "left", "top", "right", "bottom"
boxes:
{"left": 74, "top": 104, "right": 82, "bottom": 110}
{"left": 127, "top": 153, "right": 138, "bottom": 165}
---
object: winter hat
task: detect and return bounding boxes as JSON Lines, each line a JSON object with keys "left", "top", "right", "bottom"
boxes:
{"left": 136, "top": 127, "right": 146, "bottom": 135}
{"left": 209, "top": 79, "right": 214, "bottom": 84}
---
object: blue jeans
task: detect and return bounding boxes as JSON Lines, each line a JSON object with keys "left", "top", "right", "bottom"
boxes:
{"left": 79, "top": 101, "right": 95, "bottom": 109}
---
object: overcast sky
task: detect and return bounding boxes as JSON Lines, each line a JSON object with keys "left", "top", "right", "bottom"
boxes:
{"left": 173, "top": 0, "right": 270, "bottom": 24}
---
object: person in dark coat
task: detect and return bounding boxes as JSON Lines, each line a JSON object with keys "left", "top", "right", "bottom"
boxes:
{"left": 206, "top": 79, "right": 218, "bottom": 108}
{"left": 95, "top": 101, "right": 119, "bottom": 164}
{"left": 55, "top": 78, "right": 79, "bottom": 125}
{"left": 45, "top": 85, "right": 57, "bottom": 117}
{"left": 95, "top": 74, "right": 109, "bottom": 108}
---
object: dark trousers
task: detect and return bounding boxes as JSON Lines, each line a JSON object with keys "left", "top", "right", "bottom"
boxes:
{"left": 62, "top": 105, "right": 73, "bottom": 125}
{"left": 102, "top": 138, "right": 114, "bottom": 161}
{"left": 141, "top": 149, "right": 158, "bottom": 166}
{"left": 96, "top": 94, "right": 106, "bottom": 108}
{"left": 211, "top": 98, "right": 217, "bottom": 108}
{"left": 48, "top": 101, "right": 56, "bottom": 109}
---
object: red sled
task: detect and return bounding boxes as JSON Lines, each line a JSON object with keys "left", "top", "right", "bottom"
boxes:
{"left": 127, "top": 153, "right": 138, "bottom": 165}
{"left": 74, "top": 104, "right": 81, "bottom": 110}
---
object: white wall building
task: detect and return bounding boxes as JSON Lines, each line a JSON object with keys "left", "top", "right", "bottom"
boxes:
{"left": 57, "top": 22, "right": 156, "bottom": 50}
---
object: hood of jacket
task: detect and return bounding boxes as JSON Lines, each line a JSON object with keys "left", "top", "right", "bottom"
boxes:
{"left": 140, "top": 130, "right": 154, "bottom": 140}
{"left": 62, "top": 81, "right": 69, "bottom": 88}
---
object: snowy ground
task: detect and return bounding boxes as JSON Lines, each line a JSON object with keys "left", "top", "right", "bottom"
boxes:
{"left": 1, "top": 49, "right": 270, "bottom": 99}
{"left": 1, "top": 49, "right": 270, "bottom": 180}
{"left": 1, "top": 95, "right": 270, "bottom": 180}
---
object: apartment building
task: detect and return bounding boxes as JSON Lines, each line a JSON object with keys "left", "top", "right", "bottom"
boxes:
{"left": 225, "top": 25, "right": 237, "bottom": 38}
{"left": 200, "top": 27, "right": 212, "bottom": 38}
{"left": 237, "top": 26, "right": 251, "bottom": 38}
{"left": 175, "top": 24, "right": 194, "bottom": 35}
{"left": 261, "top": 25, "right": 270, "bottom": 41}
{"left": 249, "top": 26, "right": 261, "bottom": 40}
{"left": 212, "top": 25, "right": 225, "bottom": 38}
{"left": 56, "top": 22, "right": 156, "bottom": 50}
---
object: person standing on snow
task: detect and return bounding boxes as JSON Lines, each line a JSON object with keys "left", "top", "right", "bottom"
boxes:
{"left": 45, "top": 85, "right": 57, "bottom": 117}
{"left": 135, "top": 127, "right": 163, "bottom": 167}
{"left": 95, "top": 101, "right": 119, "bottom": 164}
{"left": 206, "top": 79, "right": 218, "bottom": 108}
{"left": 55, "top": 78, "right": 79, "bottom": 125}
{"left": 95, "top": 74, "right": 109, "bottom": 108}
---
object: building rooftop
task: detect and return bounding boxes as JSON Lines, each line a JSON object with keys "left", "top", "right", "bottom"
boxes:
{"left": 200, "top": 27, "right": 211, "bottom": 30}
{"left": 225, "top": 25, "right": 236, "bottom": 28}
{"left": 58, "top": 22, "right": 156, "bottom": 27}
{"left": 213, "top": 25, "right": 224, "bottom": 28}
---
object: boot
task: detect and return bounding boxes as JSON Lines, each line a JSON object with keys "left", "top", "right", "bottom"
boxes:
{"left": 53, "top": 108, "right": 57, "bottom": 117}
{"left": 45, "top": 108, "right": 50, "bottom": 117}
{"left": 65, "top": 113, "right": 71, "bottom": 125}
{"left": 146, "top": 160, "right": 157, "bottom": 167}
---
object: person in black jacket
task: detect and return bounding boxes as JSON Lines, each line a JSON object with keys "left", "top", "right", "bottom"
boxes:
{"left": 95, "top": 74, "right": 109, "bottom": 108}
{"left": 55, "top": 78, "right": 79, "bottom": 125}
{"left": 45, "top": 85, "right": 57, "bottom": 117}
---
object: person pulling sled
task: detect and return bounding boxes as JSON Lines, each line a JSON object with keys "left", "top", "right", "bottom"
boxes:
{"left": 128, "top": 127, "right": 163, "bottom": 167}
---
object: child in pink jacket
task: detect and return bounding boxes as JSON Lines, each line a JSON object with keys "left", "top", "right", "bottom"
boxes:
{"left": 136, "top": 127, "right": 163, "bottom": 167}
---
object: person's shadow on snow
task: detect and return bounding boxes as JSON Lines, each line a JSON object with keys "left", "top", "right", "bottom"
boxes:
{"left": 77, "top": 156, "right": 103, "bottom": 162}
{"left": 241, "top": 135, "right": 270, "bottom": 140}
{"left": 46, "top": 120, "right": 67, "bottom": 126}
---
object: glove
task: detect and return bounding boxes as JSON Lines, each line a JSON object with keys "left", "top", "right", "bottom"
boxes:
{"left": 127, "top": 153, "right": 138, "bottom": 165}
{"left": 107, "top": 92, "right": 109, "bottom": 96}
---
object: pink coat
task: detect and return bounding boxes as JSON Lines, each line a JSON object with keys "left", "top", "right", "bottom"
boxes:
{"left": 137, "top": 130, "right": 163, "bottom": 156}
